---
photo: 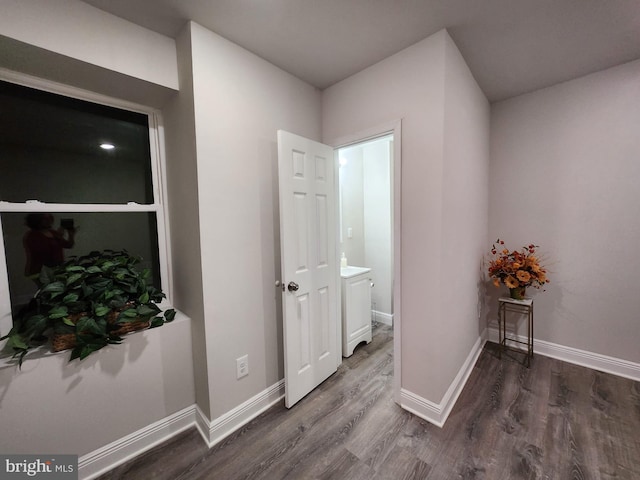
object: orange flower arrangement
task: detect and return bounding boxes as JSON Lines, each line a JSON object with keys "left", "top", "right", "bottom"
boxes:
{"left": 487, "top": 239, "right": 549, "bottom": 294}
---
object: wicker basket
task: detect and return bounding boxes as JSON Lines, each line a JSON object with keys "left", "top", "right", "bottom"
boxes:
{"left": 51, "top": 305, "right": 150, "bottom": 352}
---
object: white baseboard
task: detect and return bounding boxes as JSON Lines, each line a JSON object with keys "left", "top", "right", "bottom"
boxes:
{"left": 400, "top": 334, "right": 484, "bottom": 428}
{"left": 400, "top": 328, "right": 640, "bottom": 430}
{"left": 79, "top": 380, "right": 285, "bottom": 479}
{"left": 195, "top": 380, "right": 285, "bottom": 447}
{"left": 372, "top": 310, "right": 393, "bottom": 326}
{"left": 485, "top": 327, "right": 640, "bottom": 382}
{"left": 79, "top": 405, "right": 197, "bottom": 480}
{"left": 78, "top": 331, "right": 639, "bottom": 479}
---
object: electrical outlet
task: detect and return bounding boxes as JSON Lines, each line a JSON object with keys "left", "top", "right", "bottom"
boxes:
{"left": 236, "top": 355, "right": 249, "bottom": 379}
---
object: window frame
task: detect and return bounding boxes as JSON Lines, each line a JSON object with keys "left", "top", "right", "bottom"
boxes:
{"left": 0, "top": 69, "right": 174, "bottom": 338}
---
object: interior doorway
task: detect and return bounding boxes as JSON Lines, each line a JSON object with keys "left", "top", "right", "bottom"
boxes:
{"left": 338, "top": 134, "right": 394, "bottom": 327}
{"left": 330, "top": 120, "right": 401, "bottom": 403}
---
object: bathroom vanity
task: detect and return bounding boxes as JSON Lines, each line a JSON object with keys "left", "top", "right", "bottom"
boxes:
{"left": 340, "top": 266, "right": 372, "bottom": 357}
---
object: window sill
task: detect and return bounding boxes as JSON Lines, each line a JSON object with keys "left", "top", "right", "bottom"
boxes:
{"left": 0, "top": 309, "right": 190, "bottom": 370}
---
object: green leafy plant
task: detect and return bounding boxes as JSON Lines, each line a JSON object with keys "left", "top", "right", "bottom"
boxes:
{"left": 1, "top": 250, "right": 175, "bottom": 366}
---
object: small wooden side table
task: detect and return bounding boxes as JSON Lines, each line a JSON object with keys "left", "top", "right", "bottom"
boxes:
{"left": 498, "top": 297, "right": 533, "bottom": 367}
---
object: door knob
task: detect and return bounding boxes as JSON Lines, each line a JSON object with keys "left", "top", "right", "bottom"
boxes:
{"left": 287, "top": 281, "right": 299, "bottom": 292}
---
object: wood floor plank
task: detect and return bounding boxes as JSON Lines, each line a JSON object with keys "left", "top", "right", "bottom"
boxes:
{"left": 97, "top": 327, "right": 640, "bottom": 480}
{"left": 311, "top": 448, "right": 375, "bottom": 480}
{"left": 255, "top": 356, "right": 394, "bottom": 479}
{"left": 343, "top": 368, "right": 411, "bottom": 470}
{"left": 372, "top": 445, "right": 431, "bottom": 480}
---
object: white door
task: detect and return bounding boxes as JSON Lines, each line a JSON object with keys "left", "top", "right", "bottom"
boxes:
{"left": 277, "top": 130, "right": 339, "bottom": 408}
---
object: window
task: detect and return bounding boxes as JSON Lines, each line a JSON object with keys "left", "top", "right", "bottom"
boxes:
{"left": 0, "top": 77, "right": 171, "bottom": 335}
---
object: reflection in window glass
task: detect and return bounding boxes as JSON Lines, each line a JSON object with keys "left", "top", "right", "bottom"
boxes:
{"left": 2, "top": 212, "right": 161, "bottom": 314}
{"left": 0, "top": 80, "right": 153, "bottom": 204}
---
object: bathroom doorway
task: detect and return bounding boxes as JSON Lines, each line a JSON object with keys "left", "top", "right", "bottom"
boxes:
{"left": 338, "top": 134, "right": 394, "bottom": 328}
{"left": 330, "top": 120, "right": 401, "bottom": 402}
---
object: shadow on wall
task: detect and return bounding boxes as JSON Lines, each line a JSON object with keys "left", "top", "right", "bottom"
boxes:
{"left": 263, "top": 139, "right": 284, "bottom": 377}
{"left": 0, "top": 331, "right": 150, "bottom": 408}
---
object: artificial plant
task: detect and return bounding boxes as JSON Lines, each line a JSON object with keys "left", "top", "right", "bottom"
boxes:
{"left": 1, "top": 250, "right": 175, "bottom": 365}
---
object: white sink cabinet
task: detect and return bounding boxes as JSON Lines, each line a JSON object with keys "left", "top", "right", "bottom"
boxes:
{"left": 340, "top": 266, "right": 372, "bottom": 357}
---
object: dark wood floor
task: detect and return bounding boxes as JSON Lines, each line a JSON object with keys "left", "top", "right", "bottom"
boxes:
{"left": 99, "top": 325, "right": 640, "bottom": 479}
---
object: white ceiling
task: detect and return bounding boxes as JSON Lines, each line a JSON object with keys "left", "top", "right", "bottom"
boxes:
{"left": 81, "top": 0, "right": 640, "bottom": 102}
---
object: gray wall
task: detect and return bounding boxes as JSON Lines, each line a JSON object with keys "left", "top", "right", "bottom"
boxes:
{"left": 187, "top": 22, "right": 323, "bottom": 420}
{"left": 489, "top": 59, "right": 640, "bottom": 363}
{"left": 162, "top": 24, "right": 211, "bottom": 417}
{"left": 339, "top": 145, "right": 366, "bottom": 266}
{"left": 363, "top": 139, "right": 393, "bottom": 318}
{"left": 323, "top": 31, "right": 490, "bottom": 404}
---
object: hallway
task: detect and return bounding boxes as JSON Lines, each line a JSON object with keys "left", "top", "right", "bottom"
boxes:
{"left": 99, "top": 325, "right": 640, "bottom": 479}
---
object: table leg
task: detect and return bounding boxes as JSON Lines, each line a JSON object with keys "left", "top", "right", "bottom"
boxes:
{"left": 498, "top": 303, "right": 503, "bottom": 359}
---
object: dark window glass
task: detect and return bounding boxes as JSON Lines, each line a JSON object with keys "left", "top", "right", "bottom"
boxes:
{"left": 2, "top": 212, "right": 161, "bottom": 314}
{"left": 0, "top": 81, "right": 154, "bottom": 204}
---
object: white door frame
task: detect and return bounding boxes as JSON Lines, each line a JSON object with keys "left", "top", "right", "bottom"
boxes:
{"left": 325, "top": 119, "right": 402, "bottom": 404}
